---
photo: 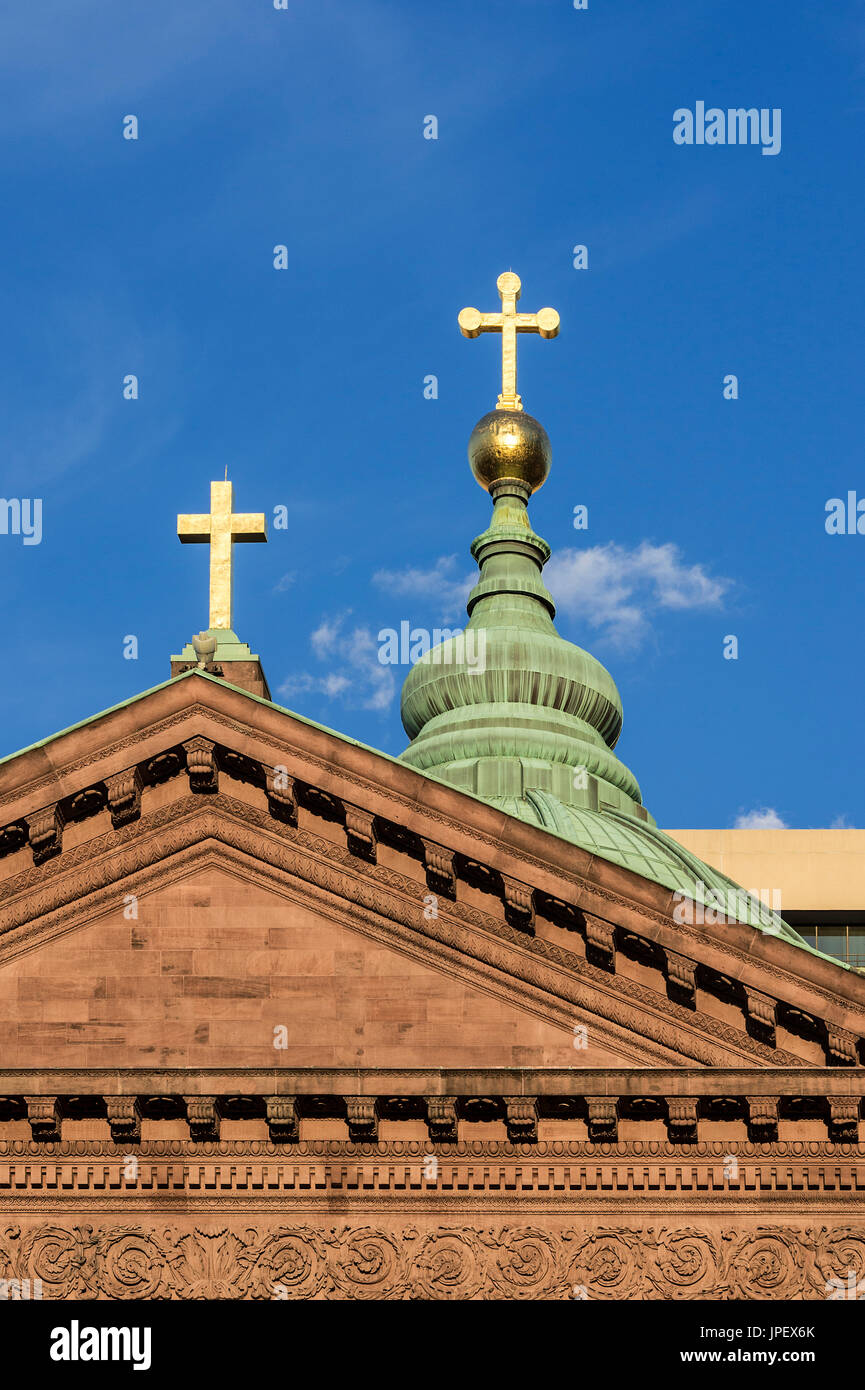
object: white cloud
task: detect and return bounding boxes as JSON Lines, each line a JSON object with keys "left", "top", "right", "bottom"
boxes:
{"left": 273, "top": 572, "right": 296, "bottom": 594}
{"left": 372, "top": 554, "right": 474, "bottom": 624}
{"left": 279, "top": 611, "right": 394, "bottom": 714}
{"left": 545, "top": 541, "right": 729, "bottom": 649}
{"left": 734, "top": 808, "right": 788, "bottom": 830}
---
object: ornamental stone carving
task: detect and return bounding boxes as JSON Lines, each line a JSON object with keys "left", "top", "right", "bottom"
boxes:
{"left": 183, "top": 736, "right": 218, "bottom": 793}
{"left": 105, "top": 768, "right": 143, "bottom": 828}
{"left": 25, "top": 805, "right": 64, "bottom": 866}
{"left": 1, "top": 1219, "right": 865, "bottom": 1298}
{"left": 343, "top": 806, "right": 377, "bottom": 862}
{"left": 421, "top": 840, "right": 456, "bottom": 898}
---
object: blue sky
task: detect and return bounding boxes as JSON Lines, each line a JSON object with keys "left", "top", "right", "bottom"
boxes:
{"left": 1, "top": 0, "right": 864, "bottom": 830}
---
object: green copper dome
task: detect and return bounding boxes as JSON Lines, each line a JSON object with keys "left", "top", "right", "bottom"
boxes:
{"left": 399, "top": 403, "right": 826, "bottom": 956}
{"left": 401, "top": 413, "right": 645, "bottom": 822}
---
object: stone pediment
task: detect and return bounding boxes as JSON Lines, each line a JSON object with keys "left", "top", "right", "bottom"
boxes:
{"left": 1, "top": 671, "right": 864, "bottom": 1079}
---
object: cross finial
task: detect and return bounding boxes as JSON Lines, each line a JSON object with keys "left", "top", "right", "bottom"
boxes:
{"left": 177, "top": 480, "right": 267, "bottom": 631}
{"left": 458, "top": 271, "right": 560, "bottom": 411}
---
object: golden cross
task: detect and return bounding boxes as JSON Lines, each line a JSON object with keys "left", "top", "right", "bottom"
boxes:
{"left": 458, "top": 271, "right": 560, "bottom": 411}
{"left": 177, "top": 480, "right": 267, "bottom": 631}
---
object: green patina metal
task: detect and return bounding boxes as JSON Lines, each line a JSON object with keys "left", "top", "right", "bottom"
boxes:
{"left": 398, "top": 413, "right": 831, "bottom": 960}
{"left": 170, "top": 629, "right": 264, "bottom": 667}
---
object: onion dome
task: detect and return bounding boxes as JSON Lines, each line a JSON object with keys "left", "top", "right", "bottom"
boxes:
{"left": 400, "top": 407, "right": 645, "bottom": 820}
{"left": 398, "top": 271, "right": 821, "bottom": 948}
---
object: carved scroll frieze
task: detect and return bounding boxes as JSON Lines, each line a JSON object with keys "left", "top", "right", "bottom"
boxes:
{"left": 0, "top": 1221, "right": 863, "bottom": 1300}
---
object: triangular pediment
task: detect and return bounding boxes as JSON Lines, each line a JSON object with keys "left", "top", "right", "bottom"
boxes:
{"left": 1, "top": 671, "right": 864, "bottom": 1075}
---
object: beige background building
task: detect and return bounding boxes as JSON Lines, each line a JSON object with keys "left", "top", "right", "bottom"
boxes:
{"left": 667, "top": 829, "right": 865, "bottom": 970}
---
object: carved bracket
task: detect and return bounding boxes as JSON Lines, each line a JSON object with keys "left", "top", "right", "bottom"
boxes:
{"left": 501, "top": 876, "right": 534, "bottom": 933}
{"left": 421, "top": 839, "right": 456, "bottom": 899}
{"left": 183, "top": 737, "right": 218, "bottom": 794}
{"left": 26, "top": 805, "right": 65, "bottom": 866}
{"left": 827, "top": 1027, "right": 858, "bottom": 1068}
{"left": 265, "top": 1095, "right": 299, "bottom": 1143}
{"left": 343, "top": 805, "right": 377, "bottom": 863}
{"left": 345, "top": 1096, "right": 378, "bottom": 1142}
{"left": 584, "top": 914, "right": 616, "bottom": 972}
{"left": 24, "top": 1095, "right": 60, "bottom": 1142}
{"left": 185, "top": 1095, "right": 220, "bottom": 1142}
{"left": 586, "top": 1098, "right": 618, "bottom": 1142}
{"left": 745, "top": 988, "right": 777, "bottom": 1045}
{"left": 665, "top": 951, "right": 697, "bottom": 1009}
{"left": 66, "top": 786, "right": 107, "bottom": 822}
{"left": 106, "top": 1096, "right": 142, "bottom": 1145}
{"left": 426, "top": 1096, "right": 458, "bottom": 1143}
{"left": 0, "top": 821, "right": 27, "bottom": 859}
{"left": 266, "top": 768, "right": 297, "bottom": 825}
{"left": 828, "top": 1096, "right": 860, "bottom": 1142}
{"left": 106, "top": 768, "right": 143, "bottom": 829}
{"left": 504, "top": 1096, "right": 538, "bottom": 1144}
{"left": 747, "top": 1096, "right": 779, "bottom": 1142}
{"left": 667, "top": 1097, "right": 699, "bottom": 1142}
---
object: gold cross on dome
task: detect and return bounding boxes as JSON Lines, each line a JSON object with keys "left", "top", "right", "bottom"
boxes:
{"left": 177, "top": 480, "right": 267, "bottom": 631}
{"left": 458, "top": 271, "right": 560, "bottom": 411}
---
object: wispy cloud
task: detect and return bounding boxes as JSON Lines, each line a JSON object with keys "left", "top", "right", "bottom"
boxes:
{"left": 734, "top": 807, "right": 788, "bottom": 830}
{"left": 372, "top": 554, "right": 474, "bottom": 624}
{"left": 279, "top": 611, "right": 394, "bottom": 714}
{"left": 545, "top": 541, "right": 729, "bottom": 650}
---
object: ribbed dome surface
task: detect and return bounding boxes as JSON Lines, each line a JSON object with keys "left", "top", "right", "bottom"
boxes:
{"left": 399, "top": 450, "right": 643, "bottom": 818}
{"left": 401, "top": 629, "right": 623, "bottom": 746}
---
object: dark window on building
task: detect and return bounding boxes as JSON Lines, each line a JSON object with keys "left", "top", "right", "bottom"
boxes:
{"left": 784, "top": 913, "right": 865, "bottom": 970}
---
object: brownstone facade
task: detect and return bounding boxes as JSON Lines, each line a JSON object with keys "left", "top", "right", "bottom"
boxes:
{"left": 2, "top": 671, "right": 865, "bottom": 1299}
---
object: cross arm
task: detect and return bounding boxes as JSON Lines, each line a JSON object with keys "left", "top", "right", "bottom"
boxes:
{"left": 457, "top": 309, "right": 504, "bottom": 339}
{"left": 177, "top": 514, "right": 212, "bottom": 543}
{"left": 515, "top": 309, "right": 560, "bottom": 338}
{"left": 231, "top": 513, "right": 268, "bottom": 542}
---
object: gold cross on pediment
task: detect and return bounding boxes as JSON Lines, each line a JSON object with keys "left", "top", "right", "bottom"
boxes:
{"left": 458, "top": 271, "right": 560, "bottom": 411}
{"left": 177, "top": 480, "right": 267, "bottom": 631}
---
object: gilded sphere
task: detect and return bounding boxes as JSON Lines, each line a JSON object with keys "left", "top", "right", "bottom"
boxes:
{"left": 467, "top": 410, "right": 552, "bottom": 494}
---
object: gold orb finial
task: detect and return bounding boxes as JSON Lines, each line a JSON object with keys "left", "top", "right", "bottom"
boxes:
{"left": 468, "top": 409, "right": 551, "bottom": 496}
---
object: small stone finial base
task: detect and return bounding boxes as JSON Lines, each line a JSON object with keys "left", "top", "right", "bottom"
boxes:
{"left": 171, "top": 630, "right": 271, "bottom": 700}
